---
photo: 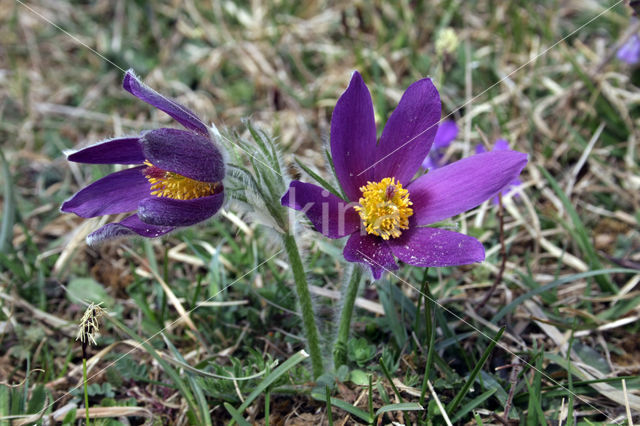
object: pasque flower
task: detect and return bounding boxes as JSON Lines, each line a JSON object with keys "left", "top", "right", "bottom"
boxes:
{"left": 281, "top": 72, "right": 527, "bottom": 279}
{"left": 617, "top": 33, "right": 640, "bottom": 65}
{"left": 62, "top": 70, "right": 225, "bottom": 246}
{"left": 476, "top": 139, "right": 522, "bottom": 204}
{"left": 421, "top": 119, "right": 458, "bottom": 169}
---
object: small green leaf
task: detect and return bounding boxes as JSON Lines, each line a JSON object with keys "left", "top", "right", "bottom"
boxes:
{"left": 348, "top": 369, "right": 369, "bottom": 386}
{"left": 348, "top": 338, "right": 376, "bottom": 367}
{"left": 66, "top": 278, "right": 114, "bottom": 306}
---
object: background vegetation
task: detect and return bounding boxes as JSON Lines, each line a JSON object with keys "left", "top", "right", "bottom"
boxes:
{"left": 1, "top": 0, "right": 640, "bottom": 423}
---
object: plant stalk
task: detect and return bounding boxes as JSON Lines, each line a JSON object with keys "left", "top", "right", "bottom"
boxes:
{"left": 282, "top": 233, "right": 324, "bottom": 378}
{"left": 82, "top": 342, "right": 90, "bottom": 426}
{"left": 333, "top": 265, "right": 363, "bottom": 368}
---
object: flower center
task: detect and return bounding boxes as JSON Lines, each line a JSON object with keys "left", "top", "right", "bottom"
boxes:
{"left": 144, "top": 161, "right": 219, "bottom": 200}
{"left": 354, "top": 177, "right": 413, "bottom": 240}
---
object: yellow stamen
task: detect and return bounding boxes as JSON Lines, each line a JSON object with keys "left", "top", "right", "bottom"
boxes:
{"left": 144, "top": 160, "right": 219, "bottom": 200}
{"left": 354, "top": 177, "right": 413, "bottom": 240}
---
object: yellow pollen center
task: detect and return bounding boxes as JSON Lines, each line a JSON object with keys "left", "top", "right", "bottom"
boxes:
{"left": 144, "top": 161, "right": 219, "bottom": 200}
{"left": 354, "top": 177, "right": 413, "bottom": 240}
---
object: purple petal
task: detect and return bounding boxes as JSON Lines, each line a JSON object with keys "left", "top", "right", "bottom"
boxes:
{"left": 492, "top": 177, "right": 523, "bottom": 205}
{"left": 373, "top": 78, "right": 441, "bottom": 185}
{"left": 493, "top": 139, "right": 510, "bottom": 151}
{"left": 617, "top": 34, "right": 640, "bottom": 65}
{"left": 281, "top": 181, "right": 361, "bottom": 239}
{"left": 421, "top": 154, "right": 437, "bottom": 170}
{"left": 422, "top": 149, "right": 447, "bottom": 170}
{"left": 123, "top": 70, "right": 209, "bottom": 136}
{"left": 343, "top": 233, "right": 398, "bottom": 280}
{"left": 86, "top": 214, "right": 174, "bottom": 247}
{"left": 409, "top": 150, "right": 528, "bottom": 226}
{"left": 137, "top": 191, "right": 224, "bottom": 227}
{"left": 141, "top": 128, "right": 225, "bottom": 182}
{"left": 330, "top": 71, "right": 378, "bottom": 201}
{"left": 475, "top": 144, "right": 487, "bottom": 154}
{"left": 433, "top": 120, "right": 458, "bottom": 149}
{"left": 389, "top": 227, "right": 484, "bottom": 267}
{"left": 67, "top": 136, "right": 144, "bottom": 165}
{"left": 61, "top": 166, "right": 149, "bottom": 218}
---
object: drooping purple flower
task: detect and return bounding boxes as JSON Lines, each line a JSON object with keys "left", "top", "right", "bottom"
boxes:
{"left": 421, "top": 120, "right": 458, "bottom": 169}
{"left": 618, "top": 33, "right": 640, "bottom": 65}
{"left": 475, "top": 139, "right": 522, "bottom": 204}
{"left": 281, "top": 72, "right": 527, "bottom": 279}
{"left": 61, "top": 70, "right": 225, "bottom": 246}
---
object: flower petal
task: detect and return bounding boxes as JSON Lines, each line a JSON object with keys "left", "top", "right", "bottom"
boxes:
{"left": 421, "top": 154, "right": 438, "bottom": 170}
{"left": 373, "top": 78, "right": 441, "bottom": 185}
{"left": 281, "top": 181, "right": 360, "bottom": 238}
{"left": 409, "top": 150, "right": 528, "bottom": 226}
{"left": 475, "top": 144, "right": 487, "bottom": 154}
{"left": 343, "top": 233, "right": 397, "bottom": 280}
{"left": 330, "top": 71, "right": 377, "bottom": 201}
{"left": 389, "top": 227, "right": 484, "bottom": 267}
{"left": 137, "top": 191, "right": 224, "bottom": 227}
{"left": 617, "top": 34, "right": 640, "bottom": 65}
{"left": 493, "top": 139, "right": 510, "bottom": 151}
{"left": 433, "top": 120, "right": 458, "bottom": 149}
{"left": 67, "top": 136, "right": 144, "bottom": 164}
{"left": 123, "top": 70, "right": 209, "bottom": 136}
{"left": 141, "top": 128, "right": 225, "bottom": 182}
{"left": 86, "top": 214, "right": 174, "bottom": 247}
{"left": 61, "top": 166, "right": 149, "bottom": 218}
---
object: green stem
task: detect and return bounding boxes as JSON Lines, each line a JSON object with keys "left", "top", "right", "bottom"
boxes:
{"left": 82, "top": 354, "right": 90, "bottom": 426}
{"left": 333, "top": 265, "right": 363, "bottom": 369}
{"left": 282, "top": 233, "right": 324, "bottom": 378}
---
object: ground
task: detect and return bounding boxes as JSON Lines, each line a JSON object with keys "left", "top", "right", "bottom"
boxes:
{"left": 1, "top": 0, "right": 640, "bottom": 424}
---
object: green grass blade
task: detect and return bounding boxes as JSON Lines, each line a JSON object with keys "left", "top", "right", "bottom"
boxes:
{"left": 162, "top": 334, "right": 211, "bottom": 426}
{"left": 450, "top": 388, "right": 496, "bottom": 423}
{"left": 326, "top": 386, "right": 333, "bottom": 426}
{"left": 105, "top": 317, "right": 200, "bottom": 423}
{"left": 231, "top": 350, "right": 309, "bottom": 422}
{"left": 492, "top": 268, "right": 635, "bottom": 323}
{"left": 446, "top": 327, "right": 505, "bottom": 414}
{"left": 526, "top": 348, "right": 545, "bottom": 426}
{"left": 0, "top": 384, "right": 9, "bottom": 426}
{"left": 377, "top": 280, "right": 408, "bottom": 348}
{"left": 420, "top": 297, "right": 436, "bottom": 406}
{"left": 374, "top": 402, "right": 423, "bottom": 417}
{"left": 0, "top": 150, "right": 15, "bottom": 254}
{"left": 312, "top": 393, "right": 371, "bottom": 423}
{"left": 224, "top": 403, "right": 252, "bottom": 426}
{"left": 539, "top": 167, "right": 615, "bottom": 292}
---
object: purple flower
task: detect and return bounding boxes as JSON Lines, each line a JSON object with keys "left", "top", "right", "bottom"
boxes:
{"left": 281, "top": 72, "right": 527, "bottom": 279}
{"left": 61, "top": 70, "right": 225, "bottom": 246}
{"left": 475, "top": 139, "right": 522, "bottom": 204}
{"left": 618, "top": 33, "right": 640, "bottom": 65}
{"left": 421, "top": 120, "right": 458, "bottom": 169}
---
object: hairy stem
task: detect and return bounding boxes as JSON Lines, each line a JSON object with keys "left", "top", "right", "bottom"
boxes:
{"left": 333, "top": 265, "right": 363, "bottom": 369}
{"left": 282, "top": 233, "right": 324, "bottom": 378}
